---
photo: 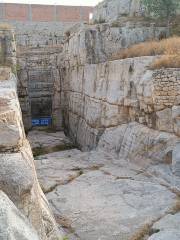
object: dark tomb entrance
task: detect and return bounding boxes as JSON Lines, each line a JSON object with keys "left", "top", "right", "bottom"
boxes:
{"left": 28, "top": 69, "right": 53, "bottom": 127}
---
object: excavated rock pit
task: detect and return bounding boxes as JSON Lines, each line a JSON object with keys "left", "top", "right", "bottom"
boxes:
{"left": 18, "top": 9, "right": 180, "bottom": 240}
{"left": 32, "top": 128, "right": 180, "bottom": 240}
{"left": 0, "top": 0, "right": 180, "bottom": 239}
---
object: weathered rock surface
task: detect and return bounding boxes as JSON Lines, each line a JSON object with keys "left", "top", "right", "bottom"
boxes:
{"left": 35, "top": 146, "right": 180, "bottom": 240}
{"left": 15, "top": 7, "right": 167, "bottom": 131}
{"left": 33, "top": 128, "right": 180, "bottom": 239}
{"left": 13, "top": 21, "right": 73, "bottom": 48}
{"left": 28, "top": 130, "right": 74, "bottom": 155}
{"left": 0, "top": 67, "right": 61, "bottom": 239}
{"left": 0, "top": 190, "right": 40, "bottom": 240}
{"left": 15, "top": 21, "right": 71, "bottom": 130}
{"left": 93, "top": 0, "right": 143, "bottom": 22}
{"left": 60, "top": 51, "right": 180, "bottom": 150}
{"left": 148, "top": 213, "right": 180, "bottom": 240}
{"left": 98, "top": 122, "right": 178, "bottom": 163}
{"left": 63, "top": 24, "right": 167, "bottom": 65}
{"left": 17, "top": 41, "right": 63, "bottom": 130}
{"left": 1, "top": 2, "right": 179, "bottom": 239}
{"left": 172, "top": 142, "right": 180, "bottom": 177}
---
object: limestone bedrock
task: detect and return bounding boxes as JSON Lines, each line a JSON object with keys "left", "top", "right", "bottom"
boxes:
{"left": 32, "top": 125, "right": 180, "bottom": 240}
{"left": 35, "top": 144, "right": 180, "bottom": 240}
{"left": 0, "top": 191, "right": 40, "bottom": 240}
{"left": 0, "top": 0, "right": 180, "bottom": 239}
{"left": 0, "top": 67, "right": 62, "bottom": 239}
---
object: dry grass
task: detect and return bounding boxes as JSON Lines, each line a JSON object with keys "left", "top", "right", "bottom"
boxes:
{"left": 152, "top": 54, "right": 180, "bottom": 69}
{"left": 110, "top": 37, "right": 180, "bottom": 69}
{"left": 111, "top": 37, "right": 180, "bottom": 59}
{"left": 169, "top": 198, "right": 180, "bottom": 214}
{"left": 0, "top": 23, "right": 12, "bottom": 30}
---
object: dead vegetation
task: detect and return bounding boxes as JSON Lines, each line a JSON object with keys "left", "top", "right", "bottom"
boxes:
{"left": 0, "top": 23, "right": 12, "bottom": 30}
{"left": 33, "top": 144, "right": 75, "bottom": 157}
{"left": 110, "top": 37, "right": 180, "bottom": 69}
{"left": 151, "top": 54, "right": 180, "bottom": 69}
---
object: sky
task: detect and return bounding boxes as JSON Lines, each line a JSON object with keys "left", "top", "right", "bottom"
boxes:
{"left": 0, "top": 0, "right": 103, "bottom": 6}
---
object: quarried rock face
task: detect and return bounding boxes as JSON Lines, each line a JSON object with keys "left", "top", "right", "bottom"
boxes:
{"left": 62, "top": 23, "right": 167, "bottom": 65}
{"left": 0, "top": 191, "right": 40, "bottom": 240}
{"left": 60, "top": 50, "right": 180, "bottom": 151}
{"left": 0, "top": 28, "right": 16, "bottom": 67}
{"left": 17, "top": 42, "right": 63, "bottom": 130}
{"left": 15, "top": 22, "right": 70, "bottom": 130}
{"left": 172, "top": 142, "right": 180, "bottom": 177}
{"left": 35, "top": 146, "right": 180, "bottom": 240}
{"left": 98, "top": 122, "right": 178, "bottom": 162}
{"left": 93, "top": 0, "right": 143, "bottom": 22}
{"left": 0, "top": 66, "right": 61, "bottom": 239}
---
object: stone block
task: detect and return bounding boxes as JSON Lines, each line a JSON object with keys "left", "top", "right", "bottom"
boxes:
{"left": 172, "top": 142, "right": 180, "bottom": 177}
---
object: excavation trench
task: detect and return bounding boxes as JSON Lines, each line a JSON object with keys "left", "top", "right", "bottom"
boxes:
{"left": 15, "top": 21, "right": 180, "bottom": 240}
{"left": 27, "top": 127, "right": 180, "bottom": 240}
{"left": 17, "top": 56, "right": 180, "bottom": 240}
{"left": 1, "top": 4, "right": 180, "bottom": 240}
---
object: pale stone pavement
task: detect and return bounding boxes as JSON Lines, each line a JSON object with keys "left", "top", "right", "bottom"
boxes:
{"left": 31, "top": 131, "right": 180, "bottom": 240}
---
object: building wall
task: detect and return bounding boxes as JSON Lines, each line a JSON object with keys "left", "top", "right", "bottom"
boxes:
{"left": 0, "top": 3, "right": 93, "bottom": 22}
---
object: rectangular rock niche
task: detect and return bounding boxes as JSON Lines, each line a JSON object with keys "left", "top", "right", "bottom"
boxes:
{"left": 28, "top": 69, "right": 53, "bottom": 126}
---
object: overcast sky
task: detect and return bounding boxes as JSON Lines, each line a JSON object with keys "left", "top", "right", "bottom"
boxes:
{"left": 0, "top": 0, "right": 102, "bottom": 6}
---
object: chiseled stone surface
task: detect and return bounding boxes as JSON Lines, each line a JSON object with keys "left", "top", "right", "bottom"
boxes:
{"left": 0, "top": 191, "right": 40, "bottom": 240}
{"left": 148, "top": 213, "right": 180, "bottom": 240}
{"left": 0, "top": 68, "right": 61, "bottom": 240}
{"left": 172, "top": 142, "right": 180, "bottom": 177}
{"left": 34, "top": 129, "right": 180, "bottom": 240}
{"left": 16, "top": 21, "right": 69, "bottom": 130}
{"left": 35, "top": 146, "right": 180, "bottom": 240}
{"left": 47, "top": 171, "right": 175, "bottom": 240}
{"left": 148, "top": 231, "right": 180, "bottom": 240}
{"left": 98, "top": 122, "right": 178, "bottom": 162}
{"left": 62, "top": 24, "right": 167, "bottom": 65}
{"left": 17, "top": 44, "right": 63, "bottom": 131}
{"left": 27, "top": 130, "right": 73, "bottom": 150}
{"left": 60, "top": 53, "right": 180, "bottom": 150}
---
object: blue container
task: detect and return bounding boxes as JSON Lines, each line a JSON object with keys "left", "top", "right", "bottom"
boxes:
{"left": 32, "top": 117, "right": 52, "bottom": 126}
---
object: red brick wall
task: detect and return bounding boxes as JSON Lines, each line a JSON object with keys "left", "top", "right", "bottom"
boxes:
{"left": 32, "top": 5, "right": 54, "bottom": 22}
{"left": 5, "top": 3, "right": 29, "bottom": 21}
{"left": 2, "top": 3, "right": 93, "bottom": 22}
{"left": 81, "top": 6, "right": 93, "bottom": 21}
{"left": 57, "top": 6, "right": 81, "bottom": 22}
